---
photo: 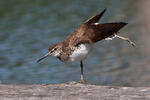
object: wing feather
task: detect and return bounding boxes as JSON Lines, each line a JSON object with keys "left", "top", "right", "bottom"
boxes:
{"left": 85, "top": 9, "right": 106, "bottom": 24}
{"left": 74, "top": 22, "right": 128, "bottom": 44}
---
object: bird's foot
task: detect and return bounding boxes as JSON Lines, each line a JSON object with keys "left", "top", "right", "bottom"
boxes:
{"left": 115, "top": 34, "right": 136, "bottom": 47}
{"left": 79, "top": 79, "right": 86, "bottom": 83}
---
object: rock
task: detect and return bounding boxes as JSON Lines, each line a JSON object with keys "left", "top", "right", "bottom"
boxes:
{"left": 0, "top": 82, "right": 149, "bottom": 100}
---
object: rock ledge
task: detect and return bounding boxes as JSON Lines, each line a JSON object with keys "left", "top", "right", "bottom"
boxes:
{"left": 0, "top": 82, "right": 149, "bottom": 100}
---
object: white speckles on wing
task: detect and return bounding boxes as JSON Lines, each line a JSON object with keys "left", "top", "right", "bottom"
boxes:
{"left": 94, "top": 23, "right": 99, "bottom": 25}
{"left": 105, "top": 34, "right": 117, "bottom": 40}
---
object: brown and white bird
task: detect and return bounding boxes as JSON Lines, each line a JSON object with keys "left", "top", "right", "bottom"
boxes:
{"left": 37, "top": 9, "right": 135, "bottom": 82}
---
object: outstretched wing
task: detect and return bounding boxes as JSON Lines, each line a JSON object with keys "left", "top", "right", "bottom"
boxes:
{"left": 62, "top": 9, "right": 127, "bottom": 48}
{"left": 90, "top": 22, "right": 128, "bottom": 42}
{"left": 84, "top": 9, "right": 106, "bottom": 24}
{"left": 63, "top": 9, "right": 107, "bottom": 46}
{"left": 74, "top": 22, "right": 128, "bottom": 45}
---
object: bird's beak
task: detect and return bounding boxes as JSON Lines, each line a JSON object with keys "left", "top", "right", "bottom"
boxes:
{"left": 37, "top": 52, "right": 50, "bottom": 63}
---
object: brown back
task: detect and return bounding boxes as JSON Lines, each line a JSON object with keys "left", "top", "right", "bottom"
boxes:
{"left": 62, "top": 9, "right": 127, "bottom": 48}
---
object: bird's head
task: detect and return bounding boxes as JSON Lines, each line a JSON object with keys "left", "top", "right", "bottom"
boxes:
{"left": 37, "top": 43, "right": 62, "bottom": 62}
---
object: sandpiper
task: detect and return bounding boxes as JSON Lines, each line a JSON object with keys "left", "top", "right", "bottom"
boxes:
{"left": 37, "top": 9, "right": 135, "bottom": 82}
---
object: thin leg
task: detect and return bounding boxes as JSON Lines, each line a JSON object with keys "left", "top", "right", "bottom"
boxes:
{"left": 115, "top": 35, "right": 136, "bottom": 47}
{"left": 80, "top": 60, "right": 85, "bottom": 83}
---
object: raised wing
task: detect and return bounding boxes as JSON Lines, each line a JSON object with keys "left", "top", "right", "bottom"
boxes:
{"left": 63, "top": 9, "right": 107, "bottom": 46}
{"left": 91, "top": 22, "right": 128, "bottom": 42}
{"left": 62, "top": 8, "right": 127, "bottom": 49}
{"left": 84, "top": 9, "right": 106, "bottom": 24}
{"left": 74, "top": 22, "right": 128, "bottom": 45}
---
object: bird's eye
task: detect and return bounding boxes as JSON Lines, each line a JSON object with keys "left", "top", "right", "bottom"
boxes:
{"left": 50, "top": 48, "right": 57, "bottom": 53}
{"left": 54, "top": 48, "right": 57, "bottom": 51}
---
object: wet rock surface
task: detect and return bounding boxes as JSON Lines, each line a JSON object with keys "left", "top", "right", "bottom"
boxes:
{"left": 0, "top": 82, "right": 149, "bottom": 100}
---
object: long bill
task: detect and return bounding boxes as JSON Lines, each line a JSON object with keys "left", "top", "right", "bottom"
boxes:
{"left": 37, "top": 52, "right": 50, "bottom": 63}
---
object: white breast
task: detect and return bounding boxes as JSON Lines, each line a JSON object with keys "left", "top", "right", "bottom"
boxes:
{"left": 67, "top": 44, "right": 91, "bottom": 63}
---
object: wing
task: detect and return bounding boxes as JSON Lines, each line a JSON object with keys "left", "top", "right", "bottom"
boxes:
{"left": 73, "top": 22, "right": 128, "bottom": 45}
{"left": 84, "top": 9, "right": 106, "bottom": 24}
{"left": 62, "top": 9, "right": 107, "bottom": 46}
{"left": 90, "top": 22, "right": 128, "bottom": 42}
{"left": 62, "top": 9, "right": 127, "bottom": 49}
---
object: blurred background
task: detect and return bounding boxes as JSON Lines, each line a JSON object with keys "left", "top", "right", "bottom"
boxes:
{"left": 0, "top": 0, "right": 150, "bottom": 87}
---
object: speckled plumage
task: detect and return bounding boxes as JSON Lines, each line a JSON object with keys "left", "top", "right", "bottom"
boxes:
{"left": 37, "top": 9, "right": 129, "bottom": 82}
{"left": 39, "top": 9, "right": 127, "bottom": 63}
{"left": 51, "top": 9, "right": 127, "bottom": 62}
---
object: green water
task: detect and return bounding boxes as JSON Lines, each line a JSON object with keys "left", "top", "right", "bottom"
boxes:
{"left": 0, "top": 0, "right": 148, "bottom": 86}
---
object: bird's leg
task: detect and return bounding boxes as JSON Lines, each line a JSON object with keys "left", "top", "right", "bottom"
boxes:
{"left": 115, "top": 34, "right": 136, "bottom": 47}
{"left": 80, "top": 60, "right": 85, "bottom": 83}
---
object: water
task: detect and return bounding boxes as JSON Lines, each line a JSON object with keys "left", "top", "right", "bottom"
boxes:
{"left": 0, "top": 0, "right": 149, "bottom": 86}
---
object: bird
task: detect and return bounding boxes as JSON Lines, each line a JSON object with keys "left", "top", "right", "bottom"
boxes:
{"left": 37, "top": 9, "right": 135, "bottom": 83}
